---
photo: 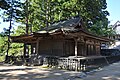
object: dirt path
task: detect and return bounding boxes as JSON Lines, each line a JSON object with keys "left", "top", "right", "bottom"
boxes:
{"left": 0, "top": 62, "right": 120, "bottom": 80}
{"left": 0, "top": 63, "right": 85, "bottom": 80}
{"left": 83, "top": 62, "right": 120, "bottom": 80}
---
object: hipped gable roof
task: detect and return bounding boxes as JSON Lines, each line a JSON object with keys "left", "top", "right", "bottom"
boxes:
{"left": 37, "top": 17, "right": 83, "bottom": 33}
{"left": 10, "top": 17, "right": 112, "bottom": 43}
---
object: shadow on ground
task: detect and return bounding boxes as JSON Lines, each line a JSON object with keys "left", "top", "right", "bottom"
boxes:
{"left": 0, "top": 65, "right": 84, "bottom": 80}
{"left": 1, "top": 62, "right": 120, "bottom": 80}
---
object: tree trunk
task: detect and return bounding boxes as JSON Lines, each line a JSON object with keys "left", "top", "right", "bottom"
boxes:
{"left": 5, "top": 0, "right": 13, "bottom": 62}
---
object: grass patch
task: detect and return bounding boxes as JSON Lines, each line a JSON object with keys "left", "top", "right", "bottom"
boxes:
{"left": 36, "top": 65, "right": 59, "bottom": 70}
{"left": 42, "top": 65, "right": 50, "bottom": 68}
{"left": 35, "top": 65, "right": 50, "bottom": 69}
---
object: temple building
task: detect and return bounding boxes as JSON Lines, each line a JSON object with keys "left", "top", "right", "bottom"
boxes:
{"left": 10, "top": 17, "right": 111, "bottom": 68}
{"left": 108, "top": 21, "right": 120, "bottom": 50}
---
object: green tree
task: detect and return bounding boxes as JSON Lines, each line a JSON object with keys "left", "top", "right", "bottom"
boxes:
{"left": 0, "top": 33, "right": 7, "bottom": 62}
{"left": 0, "top": 0, "right": 10, "bottom": 10}
{"left": 1, "top": 0, "right": 23, "bottom": 61}
{"left": 89, "top": 19, "right": 116, "bottom": 36}
{"left": 0, "top": 25, "right": 25, "bottom": 58}
{"left": 9, "top": 26, "right": 25, "bottom": 56}
{"left": 0, "top": 32, "right": 8, "bottom": 55}
{"left": 53, "top": 0, "right": 109, "bottom": 35}
{"left": 1, "top": 0, "right": 110, "bottom": 33}
{"left": 29, "top": 0, "right": 109, "bottom": 31}
{"left": 0, "top": 26, "right": 25, "bottom": 62}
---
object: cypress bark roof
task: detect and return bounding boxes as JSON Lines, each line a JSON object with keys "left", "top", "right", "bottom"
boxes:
{"left": 37, "top": 17, "right": 83, "bottom": 33}
{"left": 10, "top": 17, "right": 112, "bottom": 43}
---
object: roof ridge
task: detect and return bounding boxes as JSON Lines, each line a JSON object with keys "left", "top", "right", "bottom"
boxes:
{"left": 112, "top": 20, "right": 120, "bottom": 29}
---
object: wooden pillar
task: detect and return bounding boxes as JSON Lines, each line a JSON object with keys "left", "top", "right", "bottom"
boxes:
{"left": 36, "top": 38, "right": 39, "bottom": 54}
{"left": 93, "top": 44, "right": 96, "bottom": 55}
{"left": 84, "top": 42, "right": 87, "bottom": 56}
{"left": 75, "top": 39, "right": 78, "bottom": 56}
{"left": 99, "top": 43, "right": 101, "bottom": 55}
{"left": 31, "top": 44, "right": 36, "bottom": 54}
{"left": 24, "top": 43, "right": 26, "bottom": 57}
{"left": 24, "top": 43, "right": 29, "bottom": 57}
{"left": 23, "top": 43, "right": 29, "bottom": 63}
{"left": 31, "top": 44, "right": 33, "bottom": 54}
{"left": 63, "top": 40, "right": 65, "bottom": 56}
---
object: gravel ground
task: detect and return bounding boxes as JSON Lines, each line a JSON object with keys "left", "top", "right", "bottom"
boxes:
{"left": 83, "top": 62, "right": 120, "bottom": 80}
{"left": 0, "top": 63, "right": 85, "bottom": 80}
{"left": 0, "top": 62, "right": 120, "bottom": 80}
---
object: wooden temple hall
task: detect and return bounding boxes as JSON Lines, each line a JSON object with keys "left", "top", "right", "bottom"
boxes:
{"left": 10, "top": 17, "right": 111, "bottom": 71}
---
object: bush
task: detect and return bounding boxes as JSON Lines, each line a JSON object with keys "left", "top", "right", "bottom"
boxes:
{"left": 0, "top": 56, "right": 5, "bottom": 62}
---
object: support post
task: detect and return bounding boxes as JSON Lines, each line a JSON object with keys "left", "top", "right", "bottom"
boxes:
{"left": 36, "top": 39, "right": 39, "bottom": 54}
{"left": 24, "top": 43, "right": 27, "bottom": 57}
{"left": 24, "top": 43, "right": 29, "bottom": 64}
{"left": 75, "top": 39, "right": 78, "bottom": 57}
{"left": 84, "top": 42, "right": 87, "bottom": 56}
{"left": 31, "top": 44, "right": 33, "bottom": 54}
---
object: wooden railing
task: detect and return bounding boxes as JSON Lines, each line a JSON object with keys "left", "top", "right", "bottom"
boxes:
{"left": 45, "top": 56, "right": 120, "bottom": 71}
{"left": 58, "top": 57, "right": 86, "bottom": 71}
{"left": 6, "top": 54, "right": 120, "bottom": 71}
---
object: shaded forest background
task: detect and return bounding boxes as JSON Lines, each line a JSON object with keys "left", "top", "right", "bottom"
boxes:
{"left": 0, "top": 0, "right": 115, "bottom": 61}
